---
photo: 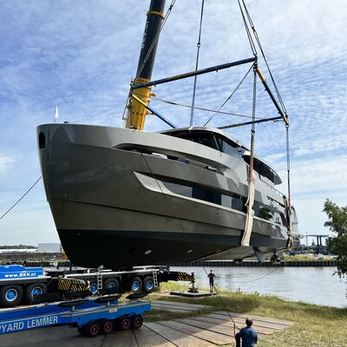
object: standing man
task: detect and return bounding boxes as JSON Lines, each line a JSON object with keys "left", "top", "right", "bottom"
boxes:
{"left": 207, "top": 270, "right": 216, "bottom": 293}
{"left": 235, "top": 318, "right": 258, "bottom": 347}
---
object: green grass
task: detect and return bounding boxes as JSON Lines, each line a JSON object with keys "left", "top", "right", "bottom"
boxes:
{"left": 283, "top": 254, "right": 335, "bottom": 262}
{"left": 147, "top": 283, "right": 347, "bottom": 347}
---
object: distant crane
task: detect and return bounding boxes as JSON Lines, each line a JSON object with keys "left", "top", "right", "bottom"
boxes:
{"left": 304, "top": 234, "right": 330, "bottom": 255}
{"left": 305, "top": 234, "right": 329, "bottom": 247}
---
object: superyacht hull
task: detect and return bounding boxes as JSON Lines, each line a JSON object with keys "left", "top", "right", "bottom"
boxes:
{"left": 38, "top": 123, "right": 290, "bottom": 269}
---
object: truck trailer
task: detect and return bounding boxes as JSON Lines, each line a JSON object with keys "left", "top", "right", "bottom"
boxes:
{"left": 0, "top": 264, "right": 193, "bottom": 308}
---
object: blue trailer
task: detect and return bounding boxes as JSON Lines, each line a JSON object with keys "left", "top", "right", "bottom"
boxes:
{"left": 0, "top": 295, "right": 151, "bottom": 337}
{"left": 0, "top": 264, "right": 193, "bottom": 308}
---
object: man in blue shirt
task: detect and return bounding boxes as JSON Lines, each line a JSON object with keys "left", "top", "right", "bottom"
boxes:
{"left": 235, "top": 318, "right": 258, "bottom": 347}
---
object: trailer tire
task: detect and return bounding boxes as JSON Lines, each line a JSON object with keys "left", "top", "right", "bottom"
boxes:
{"left": 132, "top": 315, "right": 143, "bottom": 329}
{"left": 102, "top": 319, "right": 113, "bottom": 334}
{"left": 89, "top": 282, "right": 98, "bottom": 295}
{"left": 0, "top": 285, "right": 23, "bottom": 307}
{"left": 25, "top": 283, "right": 47, "bottom": 304}
{"left": 118, "top": 316, "right": 131, "bottom": 330}
{"left": 104, "top": 278, "right": 120, "bottom": 293}
{"left": 143, "top": 276, "right": 155, "bottom": 293}
{"left": 83, "top": 321, "right": 101, "bottom": 337}
{"left": 129, "top": 276, "right": 142, "bottom": 293}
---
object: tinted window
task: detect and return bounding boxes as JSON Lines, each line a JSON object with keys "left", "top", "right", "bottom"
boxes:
{"left": 162, "top": 180, "right": 245, "bottom": 212}
{"left": 163, "top": 182, "right": 192, "bottom": 198}
{"left": 170, "top": 132, "right": 218, "bottom": 150}
{"left": 192, "top": 186, "right": 221, "bottom": 205}
{"left": 215, "top": 136, "right": 239, "bottom": 156}
{"left": 232, "top": 196, "right": 246, "bottom": 212}
{"left": 243, "top": 156, "right": 276, "bottom": 184}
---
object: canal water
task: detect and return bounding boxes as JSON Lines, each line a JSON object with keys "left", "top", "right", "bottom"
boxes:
{"left": 172, "top": 266, "right": 347, "bottom": 308}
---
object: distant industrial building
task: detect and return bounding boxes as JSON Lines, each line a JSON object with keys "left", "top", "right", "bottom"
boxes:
{"left": 37, "top": 243, "right": 62, "bottom": 253}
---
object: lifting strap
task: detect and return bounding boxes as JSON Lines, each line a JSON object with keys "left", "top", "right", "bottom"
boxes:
{"left": 285, "top": 126, "right": 293, "bottom": 247}
{"left": 241, "top": 65, "right": 257, "bottom": 247}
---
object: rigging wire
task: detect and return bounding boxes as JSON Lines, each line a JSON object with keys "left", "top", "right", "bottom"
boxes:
{"left": 211, "top": 281, "right": 241, "bottom": 334}
{"left": 239, "top": 0, "right": 292, "bottom": 240}
{"left": 203, "top": 64, "right": 253, "bottom": 126}
{"left": 237, "top": 0, "right": 257, "bottom": 57}
{"left": 153, "top": 96, "right": 265, "bottom": 120}
{"left": 190, "top": 0, "right": 205, "bottom": 126}
{"left": 229, "top": 266, "right": 282, "bottom": 284}
{"left": 239, "top": 0, "right": 287, "bottom": 114}
{"left": 208, "top": 265, "right": 282, "bottom": 336}
{"left": 0, "top": 176, "right": 42, "bottom": 221}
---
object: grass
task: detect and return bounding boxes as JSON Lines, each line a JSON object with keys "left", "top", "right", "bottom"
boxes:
{"left": 283, "top": 254, "right": 335, "bottom": 262}
{"left": 146, "top": 282, "right": 347, "bottom": 347}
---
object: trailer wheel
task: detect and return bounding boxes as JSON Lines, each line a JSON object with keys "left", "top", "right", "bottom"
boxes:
{"left": 25, "top": 283, "right": 47, "bottom": 304}
{"left": 132, "top": 315, "right": 143, "bottom": 329}
{"left": 118, "top": 316, "right": 131, "bottom": 330}
{"left": 104, "top": 278, "right": 120, "bottom": 293}
{"left": 102, "top": 320, "right": 113, "bottom": 334}
{"left": 83, "top": 321, "right": 101, "bottom": 337}
{"left": 129, "top": 276, "right": 142, "bottom": 293}
{"left": 143, "top": 276, "right": 155, "bottom": 293}
{"left": 89, "top": 282, "right": 98, "bottom": 295}
{"left": 0, "top": 285, "right": 23, "bottom": 307}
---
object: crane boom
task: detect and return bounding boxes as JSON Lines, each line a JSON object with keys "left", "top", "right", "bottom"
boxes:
{"left": 125, "top": 0, "right": 166, "bottom": 130}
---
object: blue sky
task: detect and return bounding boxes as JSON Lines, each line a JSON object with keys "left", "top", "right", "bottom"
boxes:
{"left": 0, "top": 0, "right": 346, "bottom": 245}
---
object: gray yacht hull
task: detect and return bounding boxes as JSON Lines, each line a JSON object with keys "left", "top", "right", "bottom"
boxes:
{"left": 37, "top": 124, "right": 289, "bottom": 269}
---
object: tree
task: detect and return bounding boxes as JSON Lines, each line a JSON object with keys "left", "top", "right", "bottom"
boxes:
{"left": 323, "top": 199, "right": 347, "bottom": 277}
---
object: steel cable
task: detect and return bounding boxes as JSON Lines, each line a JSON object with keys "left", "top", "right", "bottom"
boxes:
{"left": 190, "top": 0, "right": 205, "bottom": 126}
{"left": 203, "top": 64, "right": 254, "bottom": 126}
{"left": 0, "top": 176, "right": 42, "bottom": 221}
{"left": 153, "top": 96, "right": 265, "bottom": 120}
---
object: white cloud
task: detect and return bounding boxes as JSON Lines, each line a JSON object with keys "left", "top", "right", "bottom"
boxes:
{"left": 290, "top": 156, "right": 347, "bottom": 195}
{"left": 0, "top": 153, "right": 14, "bottom": 173}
